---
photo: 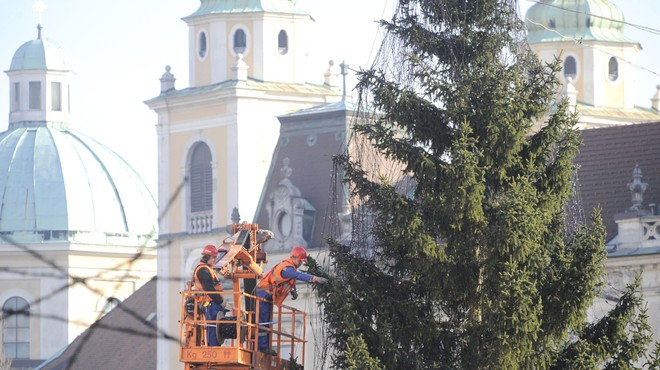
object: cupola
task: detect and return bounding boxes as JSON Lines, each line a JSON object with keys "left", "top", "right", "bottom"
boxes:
{"left": 525, "top": 0, "right": 641, "bottom": 110}
{"left": 182, "top": 0, "right": 312, "bottom": 86}
{"left": 5, "top": 24, "right": 73, "bottom": 126}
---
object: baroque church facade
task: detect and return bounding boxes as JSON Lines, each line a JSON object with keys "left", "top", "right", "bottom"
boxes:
{"left": 144, "top": 1, "right": 342, "bottom": 368}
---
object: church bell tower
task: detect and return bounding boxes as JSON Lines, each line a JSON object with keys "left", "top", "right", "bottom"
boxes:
{"left": 145, "top": 3, "right": 340, "bottom": 368}
{"left": 183, "top": 0, "right": 312, "bottom": 86}
{"left": 525, "top": 0, "right": 641, "bottom": 110}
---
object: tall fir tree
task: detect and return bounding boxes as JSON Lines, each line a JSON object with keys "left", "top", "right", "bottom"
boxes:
{"left": 309, "top": 0, "right": 657, "bottom": 368}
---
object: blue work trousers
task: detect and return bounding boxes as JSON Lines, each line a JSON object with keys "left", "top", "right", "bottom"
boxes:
{"left": 203, "top": 301, "right": 223, "bottom": 346}
{"left": 257, "top": 291, "right": 273, "bottom": 349}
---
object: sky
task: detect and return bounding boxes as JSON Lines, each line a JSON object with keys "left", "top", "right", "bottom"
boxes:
{"left": 0, "top": 0, "right": 658, "bottom": 198}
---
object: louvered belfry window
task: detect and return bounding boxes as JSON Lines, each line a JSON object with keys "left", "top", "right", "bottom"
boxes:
{"left": 190, "top": 142, "right": 213, "bottom": 212}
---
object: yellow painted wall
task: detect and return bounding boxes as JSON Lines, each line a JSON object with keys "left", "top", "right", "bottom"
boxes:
{"left": 603, "top": 54, "right": 625, "bottom": 107}
{"left": 193, "top": 21, "right": 213, "bottom": 87}
{"left": 167, "top": 124, "right": 231, "bottom": 233}
{"left": 226, "top": 20, "right": 255, "bottom": 79}
{"left": 192, "top": 19, "right": 256, "bottom": 86}
{"left": 170, "top": 104, "right": 228, "bottom": 122}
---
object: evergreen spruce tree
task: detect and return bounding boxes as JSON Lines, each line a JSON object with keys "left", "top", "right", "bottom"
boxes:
{"left": 310, "top": 0, "right": 656, "bottom": 368}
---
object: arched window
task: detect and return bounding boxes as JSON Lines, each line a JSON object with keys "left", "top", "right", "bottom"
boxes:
{"left": 233, "top": 29, "right": 246, "bottom": 54}
{"left": 2, "top": 297, "right": 30, "bottom": 359}
{"left": 198, "top": 31, "right": 207, "bottom": 58}
{"left": 608, "top": 57, "right": 619, "bottom": 81}
{"left": 189, "top": 142, "right": 213, "bottom": 213}
{"left": 101, "top": 297, "right": 121, "bottom": 315}
{"left": 278, "top": 30, "right": 288, "bottom": 55}
{"left": 563, "top": 56, "right": 577, "bottom": 80}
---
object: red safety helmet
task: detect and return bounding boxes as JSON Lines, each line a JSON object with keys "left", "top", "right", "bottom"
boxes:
{"left": 291, "top": 246, "right": 307, "bottom": 261}
{"left": 201, "top": 245, "right": 218, "bottom": 257}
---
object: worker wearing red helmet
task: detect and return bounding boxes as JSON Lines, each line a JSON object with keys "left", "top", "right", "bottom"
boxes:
{"left": 255, "top": 246, "right": 328, "bottom": 355}
{"left": 193, "top": 244, "right": 228, "bottom": 346}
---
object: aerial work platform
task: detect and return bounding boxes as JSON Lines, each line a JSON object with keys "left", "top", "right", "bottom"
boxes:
{"left": 179, "top": 223, "right": 306, "bottom": 370}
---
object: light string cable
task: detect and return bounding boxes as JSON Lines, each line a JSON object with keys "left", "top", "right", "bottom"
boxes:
{"left": 524, "top": 17, "right": 660, "bottom": 79}
{"left": 525, "top": 0, "right": 660, "bottom": 36}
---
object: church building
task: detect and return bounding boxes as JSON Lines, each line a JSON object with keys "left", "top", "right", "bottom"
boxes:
{"left": 0, "top": 22, "right": 158, "bottom": 368}
{"left": 144, "top": 1, "right": 342, "bottom": 368}
{"left": 525, "top": 0, "right": 660, "bottom": 128}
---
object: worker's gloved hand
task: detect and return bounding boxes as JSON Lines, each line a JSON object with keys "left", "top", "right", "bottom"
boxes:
{"left": 291, "top": 290, "right": 298, "bottom": 300}
{"left": 314, "top": 276, "right": 328, "bottom": 285}
{"left": 220, "top": 302, "right": 231, "bottom": 313}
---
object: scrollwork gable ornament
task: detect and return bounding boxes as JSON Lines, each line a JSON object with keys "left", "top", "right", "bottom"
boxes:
{"left": 265, "top": 158, "right": 316, "bottom": 252}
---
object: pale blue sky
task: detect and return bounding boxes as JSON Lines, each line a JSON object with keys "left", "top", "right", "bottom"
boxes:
{"left": 0, "top": 0, "right": 395, "bottom": 194}
{"left": 0, "top": 0, "right": 658, "bottom": 196}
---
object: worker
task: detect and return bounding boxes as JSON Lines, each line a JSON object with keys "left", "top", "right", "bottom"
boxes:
{"left": 256, "top": 246, "right": 328, "bottom": 355}
{"left": 193, "top": 244, "right": 228, "bottom": 346}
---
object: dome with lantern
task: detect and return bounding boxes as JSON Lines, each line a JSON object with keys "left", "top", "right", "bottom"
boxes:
{"left": 2, "top": 26, "right": 157, "bottom": 245}
{"left": 525, "top": 0, "right": 637, "bottom": 45}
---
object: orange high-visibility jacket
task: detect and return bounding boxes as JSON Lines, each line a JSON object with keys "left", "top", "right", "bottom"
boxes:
{"left": 192, "top": 263, "right": 222, "bottom": 305}
{"left": 257, "top": 258, "right": 297, "bottom": 306}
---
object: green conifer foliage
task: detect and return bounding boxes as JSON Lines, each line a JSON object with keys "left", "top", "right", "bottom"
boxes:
{"left": 310, "top": 0, "right": 656, "bottom": 368}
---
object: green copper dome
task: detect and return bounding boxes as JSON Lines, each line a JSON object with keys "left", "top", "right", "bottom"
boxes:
{"left": 525, "top": 0, "right": 638, "bottom": 45}
{"left": 9, "top": 28, "right": 69, "bottom": 72}
{"left": 0, "top": 123, "right": 157, "bottom": 245}
{"left": 184, "top": 0, "right": 309, "bottom": 18}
